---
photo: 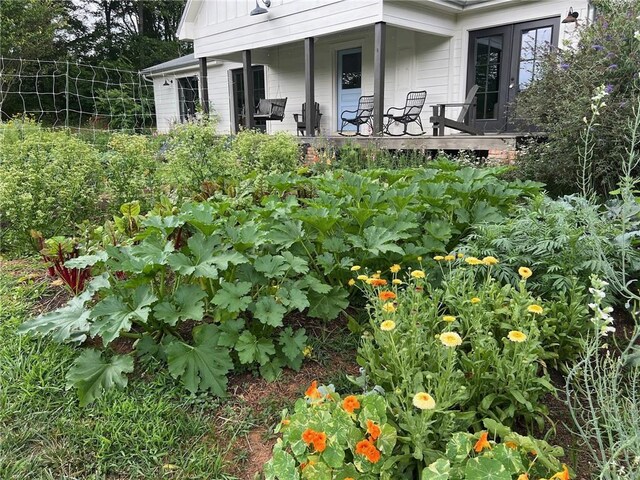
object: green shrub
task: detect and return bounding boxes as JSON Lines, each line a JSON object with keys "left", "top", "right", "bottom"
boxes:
{"left": 102, "top": 133, "right": 160, "bottom": 209}
{"left": 0, "top": 118, "right": 103, "bottom": 253}
{"left": 514, "top": 0, "right": 640, "bottom": 196}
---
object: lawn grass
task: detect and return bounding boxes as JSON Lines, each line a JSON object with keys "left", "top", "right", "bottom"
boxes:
{"left": 0, "top": 261, "right": 246, "bottom": 479}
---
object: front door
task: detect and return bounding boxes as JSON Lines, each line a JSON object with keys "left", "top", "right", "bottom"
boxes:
{"left": 231, "top": 66, "right": 266, "bottom": 132}
{"left": 337, "top": 48, "right": 362, "bottom": 132}
{"left": 468, "top": 17, "right": 559, "bottom": 133}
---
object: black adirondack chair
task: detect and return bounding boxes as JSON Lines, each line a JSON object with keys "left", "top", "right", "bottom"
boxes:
{"left": 383, "top": 90, "right": 427, "bottom": 136}
{"left": 293, "top": 102, "right": 322, "bottom": 136}
{"left": 339, "top": 95, "right": 374, "bottom": 136}
{"left": 430, "top": 85, "right": 482, "bottom": 136}
{"left": 254, "top": 98, "right": 287, "bottom": 122}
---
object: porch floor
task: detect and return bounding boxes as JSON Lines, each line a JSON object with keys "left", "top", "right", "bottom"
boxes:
{"left": 298, "top": 133, "right": 536, "bottom": 152}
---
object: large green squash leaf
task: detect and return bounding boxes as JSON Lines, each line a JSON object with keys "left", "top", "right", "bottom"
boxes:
{"left": 307, "top": 286, "right": 349, "bottom": 320}
{"left": 153, "top": 284, "right": 207, "bottom": 326}
{"left": 235, "top": 330, "right": 275, "bottom": 365}
{"left": 65, "top": 349, "right": 134, "bottom": 406}
{"left": 253, "top": 295, "right": 287, "bottom": 327}
{"left": 165, "top": 324, "right": 233, "bottom": 396}
{"left": 90, "top": 285, "right": 157, "bottom": 345}
{"left": 212, "top": 280, "right": 252, "bottom": 313}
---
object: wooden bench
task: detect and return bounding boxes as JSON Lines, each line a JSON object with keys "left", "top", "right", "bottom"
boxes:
{"left": 254, "top": 98, "right": 287, "bottom": 122}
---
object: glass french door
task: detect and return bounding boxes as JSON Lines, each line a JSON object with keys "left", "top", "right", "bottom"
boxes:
{"left": 337, "top": 48, "right": 362, "bottom": 132}
{"left": 231, "top": 65, "right": 266, "bottom": 132}
{"left": 468, "top": 17, "right": 559, "bottom": 133}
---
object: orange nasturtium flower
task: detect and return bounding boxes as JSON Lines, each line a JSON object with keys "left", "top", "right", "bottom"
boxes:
{"left": 366, "top": 420, "right": 381, "bottom": 441}
{"left": 305, "top": 381, "right": 322, "bottom": 400}
{"left": 342, "top": 395, "right": 361, "bottom": 414}
{"left": 549, "top": 465, "right": 570, "bottom": 480}
{"left": 370, "top": 278, "right": 388, "bottom": 287}
{"left": 517, "top": 474, "right": 529, "bottom": 480}
{"left": 302, "top": 428, "right": 327, "bottom": 453}
{"left": 379, "top": 290, "right": 397, "bottom": 301}
{"left": 504, "top": 441, "right": 518, "bottom": 450}
{"left": 355, "top": 439, "right": 381, "bottom": 463}
{"left": 474, "top": 431, "right": 492, "bottom": 452}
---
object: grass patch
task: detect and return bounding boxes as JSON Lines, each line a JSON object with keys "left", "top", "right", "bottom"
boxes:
{"left": 0, "top": 261, "right": 244, "bottom": 479}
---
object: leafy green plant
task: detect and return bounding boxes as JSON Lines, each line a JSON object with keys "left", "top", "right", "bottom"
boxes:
{"left": 264, "top": 385, "right": 397, "bottom": 480}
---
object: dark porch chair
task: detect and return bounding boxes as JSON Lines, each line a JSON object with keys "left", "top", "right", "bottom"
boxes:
{"left": 293, "top": 102, "right": 322, "bottom": 136}
{"left": 430, "top": 85, "right": 482, "bottom": 136}
{"left": 339, "top": 95, "right": 374, "bottom": 136}
{"left": 383, "top": 90, "right": 427, "bottom": 136}
{"left": 254, "top": 98, "right": 287, "bottom": 122}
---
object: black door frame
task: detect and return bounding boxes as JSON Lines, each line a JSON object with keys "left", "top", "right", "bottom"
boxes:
{"left": 467, "top": 16, "right": 560, "bottom": 133}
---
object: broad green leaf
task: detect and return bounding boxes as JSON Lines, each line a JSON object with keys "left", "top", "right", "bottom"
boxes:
{"left": 422, "top": 458, "right": 450, "bottom": 480}
{"left": 141, "top": 214, "right": 183, "bottom": 235}
{"left": 65, "top": 251, "right": 108, "bottom": 269}
{"left": 281, "top": 251, "right": 309, "bottom": 274}
{"left": 445, "top": 432, "right": 473, "bottom": 463}
{"left": 259, "top": 356, "right": 285, "bottom": 382}
{"left": 322, "top": 443, "right": 345, "bottom": 469}
{"left": 105, "top": 246, "right": 148, "bottom": 273}
{"left": 167, "top": 232, "right": 222, "bottom": 278}
{"left": 263, "top": 441, "right": 299, "bottom": 480}
{"left": 218, "top": 318, "right": 246, "bottom": 347}
{"left": 135, "top": 334, "right": 164, "bottom": 363}
{"left": 235, "top": 330, "right": 276, "bottom": 365}
{"left": 120, "top": 201, "right": 140, "bottom": 218}
{"left": 268, "top": 220, "right": 304, "bottom": 248}
{"left": 17, "top": 287, "right": 94, "bottom": 343}
{"left": 492, "top": 444, "right": 524, "bottom": 474}
{"left": 180, "top": 202, "right": 218, "bottom": 235}
{"left": 464, "top": 457, "right": 510, "bottom": 480}
{"left": 278, "top": 286, "right": 309, "bottom": 312}
{"left": 129, "top": 237, "right": 175, "bottom": 267}
{"left": 307, "top": 287, "right": 349, "bottom": 320}
{"left": 90, "top": 285, "right": 157, "bottom": 345}
{"left": 254, "top": 254, "right": 288, "bottom": 278}
{"left": 376, "top": 423, "right": 397, "bottom": 454}
{"left": 212, "top": 281, "right": 253, "bottom": 313}
{"left": 165, "top": 324, "right": 233, "bottom": 396}
{"left": 348, "top": 225, "right": 405, "bottom": 256}
{"left": 65, "top": 350, "right": 134, "bottom": 406}
{"left": 153, "top": 284, "right": 207, "bottom": 326}
{"left": 254, "top": 296, "right": 287, "bottom": 327}
{"left": 278, "top": 327, "right": 307, "bottom": 362}
{"left": 212, "top": 250, "right": 248, "bottom": 271}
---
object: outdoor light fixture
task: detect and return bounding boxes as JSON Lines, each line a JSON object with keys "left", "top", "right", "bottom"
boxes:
{"left": 163, "top": 79, "right": 173, "bottom": 86}
{"left": 250, "top": 0, "right": 271, "bottom": 16}
{"left": 562, "top": 7, "right": 579, "bottom": 23}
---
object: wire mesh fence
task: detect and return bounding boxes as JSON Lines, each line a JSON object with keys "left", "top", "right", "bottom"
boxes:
{"left": 0, "top": 57, "right": 156, "bottom": 134}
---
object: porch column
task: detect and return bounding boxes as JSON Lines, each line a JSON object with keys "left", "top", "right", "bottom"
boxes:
{"left": 243, "top": 50, "right": 255, "bottom": 129}
{"left": 373, "top": 21, "right": 386, "bottom": 135}
{"left": 304, "top": 37, "right": 315, "bottom": 137}
{"left": 199, "top": 57, "right": 210, "bottom": 115}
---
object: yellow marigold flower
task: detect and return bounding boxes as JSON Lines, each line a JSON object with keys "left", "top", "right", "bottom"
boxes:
{"left": 357, "top": 275, "right": 369, "bottom": 281}
{"left": 465, "top": 256, "right": 483, "bottom": 266}
{"left": 444, "top": 255, "right": 455, "bottom": 261}
{"left": 303, "top": 345, "right": 313, "bottom": 357}
{"left": 412, "top": 392, "right": 436, "bottom": 410}
{"left": 440, "top": 331, "right": 463, "bottom": 347}
{"left": 348, "top": 278, "right": 356, "bottom": 286}
{"left": 381, "top": 302, "right": 396, "bottom": 313}
{"left": 527, "top": 304, "right": 544, "bottom": 315}
{"left": 390, "top": 264, "right": 401, "bottom": 273}
{"left": 457, "top": 253, "right": 464, "bottom": 258}
{"left": 411, "top": 270, "right": 426, "bottom": 279}
{"left": 482, "top": 256, "right": 499, "bottom": 266}
{"left": 507, "top": 330, "right": 527, "bottom": 343}
{"left": 442, "top": 315, "right": 456, "bottom": 323}
{"left": 351, "top": 265, "right": 361, "bottom": 271}
{"left": 433, "top": 255, "right": 444, "bottom": 261}
{"left": 518, "top": 267, "right": 533, "bottom": 279}
{"left": 392, "top": 279, "right": 403, "bottom": 285}
{"left": 471, "top": 297, "right": 481, "bottom": 304}
{"left": 380, "top": 320, "right": 396, "bottom": 331}
{"left": 371, "top": 273, "right": 381, "bottom": 279}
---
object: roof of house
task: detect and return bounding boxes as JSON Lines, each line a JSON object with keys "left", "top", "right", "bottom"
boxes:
{"left": 141, "top": 54, "right": 198, "bottom": 76}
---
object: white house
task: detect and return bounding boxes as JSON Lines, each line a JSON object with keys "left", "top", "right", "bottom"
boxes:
{"left": 145, "top": 0, "right": 593, "bottom": 136}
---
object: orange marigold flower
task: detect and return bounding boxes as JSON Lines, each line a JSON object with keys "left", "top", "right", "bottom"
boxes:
{"left": 355, "top": 439, "right": 381, "bottom": 463}
{"left": 342, "top": 395, "right": 360, "bottom": 414}
{"left": 549, "top": 464, "right": 569, "bottom": 480}
{"left": 370, "top": 278, "right": 388, "bottom": 286}
{"left": 305, "top": 380, "right": 322, "bottom": 399}
{"left": 474, "top": 431, "right": 492, "bottom": 453}
{"left": 379, "top": 290, "right": 396, "bottom": 301}
{"left": 366, "top": 420, "right": 381, "bottom": 441}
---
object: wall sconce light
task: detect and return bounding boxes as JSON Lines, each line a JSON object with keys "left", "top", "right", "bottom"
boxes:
{"left": 163, "top": 79, "right": 174, "bottom": 86}
{"left": 562, "top": 7, "right": 579, "bottom": 23}
{"left": 250, "top": 0, "right": 271, "bottom": 16}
